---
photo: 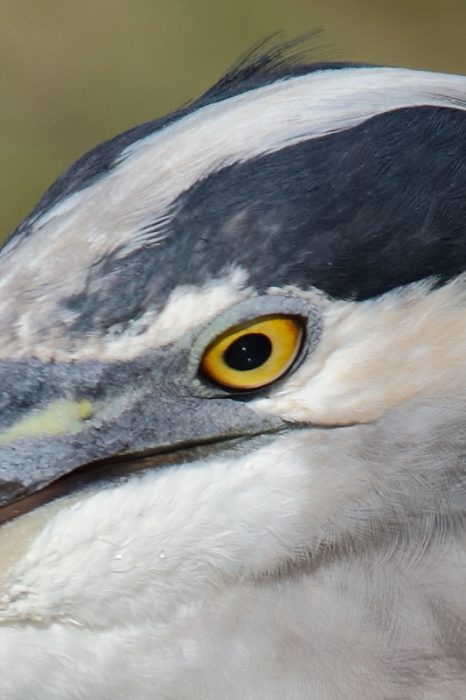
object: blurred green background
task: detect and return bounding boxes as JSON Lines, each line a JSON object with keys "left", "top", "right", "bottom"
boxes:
{"left": 1, "top": 0, "right": 466, "bottom": 244}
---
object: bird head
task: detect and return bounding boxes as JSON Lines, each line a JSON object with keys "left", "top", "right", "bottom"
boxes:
{"left": 1, "top": 47, "right": 466, "bottom": 697}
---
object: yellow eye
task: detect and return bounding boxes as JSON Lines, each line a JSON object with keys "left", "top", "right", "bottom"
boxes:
{"left": 200, "top": 316, "right": 302, "bottom": 390}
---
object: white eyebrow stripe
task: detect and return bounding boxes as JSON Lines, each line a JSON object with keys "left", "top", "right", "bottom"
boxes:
{"left": 1, "top": 66, "right": 466, "bottom": 347}
{"left": 125, "top": 65, "right": 466, "bottom": 160}
{"left": 30, "top": 65, "right": 466, "bottom": 243}
{"left": 117, "top": 65, "right": 466, "bottom": 225}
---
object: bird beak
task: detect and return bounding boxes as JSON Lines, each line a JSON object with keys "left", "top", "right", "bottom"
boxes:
{"left": 0, "top": 349, "right": 284, "bottom": 521}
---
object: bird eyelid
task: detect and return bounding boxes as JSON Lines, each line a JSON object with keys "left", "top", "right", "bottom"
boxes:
{"left": 186, "top": 293, "right": 323, "bottom": 398}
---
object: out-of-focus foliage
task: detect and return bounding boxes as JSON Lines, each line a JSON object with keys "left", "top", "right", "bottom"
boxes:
{"left": 1, "top": 0, "right": 466, "bottom": 243}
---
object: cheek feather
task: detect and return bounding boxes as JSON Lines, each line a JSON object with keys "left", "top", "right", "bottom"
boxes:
{"left": 255, "top": 278, "right": 466, "bottom": 424}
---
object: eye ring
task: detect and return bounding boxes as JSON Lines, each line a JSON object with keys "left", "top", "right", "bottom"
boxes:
{"left": 186, "top": 294, "right": 323, "bottom": 399}
{"left": 200, "top": 315, "right": 303, "bottom": 391}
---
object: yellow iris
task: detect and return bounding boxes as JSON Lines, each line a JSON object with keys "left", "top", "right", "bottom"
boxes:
{"left": 200, "top": 315, "right": 302, "bottom": 390}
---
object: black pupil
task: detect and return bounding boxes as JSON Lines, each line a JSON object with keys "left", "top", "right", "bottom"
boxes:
{"left": 223, "top": 333, "right": 272, "bottom": 371}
